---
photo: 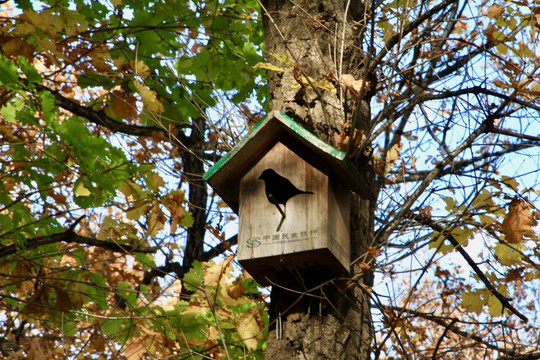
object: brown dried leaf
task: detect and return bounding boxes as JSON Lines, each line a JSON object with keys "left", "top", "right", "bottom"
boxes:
{"left": 333, "top": 122, "right": 364, "bottom": 152}
{"left": 502, "top": 199, "right": 538, "bottom": 243}
{"left": 487, "top": 5, "right": 504, "bottom": 18}
{"left": 530, "top": 82, "right": 540, "bottom": 95}
{"left": 2, "top": 36, "right": 35, "bottom": 60}
{"left": 112, "top": 88, "right": 138, "bottom": 120}
{"left": 341, "top": 74, "right": 368, "bottom": 97}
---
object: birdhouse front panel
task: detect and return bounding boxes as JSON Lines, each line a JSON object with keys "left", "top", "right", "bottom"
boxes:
{"left": 238, "top": 140, "right": 350, "bottom": 285}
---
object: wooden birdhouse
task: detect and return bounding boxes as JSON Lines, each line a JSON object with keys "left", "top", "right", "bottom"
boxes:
{"left": 204, "top": 111, "right": 364, "bottom": 286}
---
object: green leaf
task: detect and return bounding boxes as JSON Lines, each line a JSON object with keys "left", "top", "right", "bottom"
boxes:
{"left": 181, "top": 212, "right": 194, "bottom": 227}
{"left": 88, "top": 273, "right": 109, "bottom": 310}
{"left": 0, "top": 56, "right": 21, "bottom": 89}
{"left": 101, "top": 315, "right": 128, "bottom": 337}
{"left": 117, "top": 281, "right": 137, "bottom": 308}
{"left": 18, "top": 56, "right": 42, "bottom": 83}
{"left": 134, "top": 252, "right": 155, "bottom": 270}
{"left": 0, "top": 97, "right": 25, "bottom": 123}
{"left": 183, "top": 261, "right": 203, "bottom": 292}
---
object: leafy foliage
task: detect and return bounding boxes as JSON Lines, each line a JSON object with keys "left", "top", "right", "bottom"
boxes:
{"left": 0, "top": 0, "right": 266, "bottom": 358}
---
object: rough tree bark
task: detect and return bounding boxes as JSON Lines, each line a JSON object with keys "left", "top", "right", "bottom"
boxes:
{"left": 260, "top": 0, "right": 376, "bottom": 358}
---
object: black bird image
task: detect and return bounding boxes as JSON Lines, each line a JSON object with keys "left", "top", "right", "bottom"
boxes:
{"left": 258, "top": 168, "right": 314, "bottom": 218}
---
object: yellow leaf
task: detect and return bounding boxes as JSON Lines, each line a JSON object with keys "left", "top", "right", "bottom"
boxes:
{"left": 531, "top": 82, "right": 540, "bottom": 96}
{"left": 122, "top": 180, "right": 145, "bottom": 200}
{"left": 385, "top": 142, "right": 402, "bottom": 174}
{"left": 74, "top": 180, "right": 91, "bottom": 196}
{"left": 133, "top": 60, "right": 151, "bottom": 79}
{"left": 149, "top": 173, "right": 165, "bottom": 190}
{"left": 1, "top": 37, "right": 35, "bottom": 60}
{"left": 461, "top": 291, "right": 484, "bottom": 314}
{"left": 253, "top": 62, "right": 290, "bottom": 73}
{"left": 21, "top": 10, "right": 62, "bottom": 35}
{"left": 310, "top": 79, "right": 336, "bottom": 93}
{"left": 429, "top": 232, "right": 454, "bottom": 254}
{"left": 134, "top": 81, "right": 165, "bottom": 113}
{"left": 124, "top": 336, "right": 149, "bottom": 360}
{"left": 147, "top": 202, "right": 166, "bottom": 237}
{"left": 487, "top": 295, "right": 503, "bottom": 317}
{"left": 70, "top": 281, "right": 88, "bottom": 309}
{"left": 494, "top": 242, "right": 523, "bottom": 265}
{"left": 501, "top": 176, "right": 519, "bottom": 190}
{"left": 126, "top": 200, "right": 149, "bottom": 220}
{"left": 442, "top": 197, "right": 457, "bottom": 211}
{"left": 451, "top": 226, "right": 473, "bottom": 247}
{"left": 341, "top": 74, "right": 368, "bottom": 97}
{"left": 204, "top": 256, "right": 234, "bottom": 286}
{"left": 16, "top": 22, "right": 36, "bottom": 35}
{"left": 472, "top": 189, "right": 493, "bottom": 208}
{"left": 270, "top": 52, "right": 293, "bottom": 66}
{"left": 235, "top": 309, "right": 261, "bottom": 351}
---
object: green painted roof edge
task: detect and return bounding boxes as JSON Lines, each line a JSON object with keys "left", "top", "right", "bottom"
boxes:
{"left": 203, "top": 111, "right": 347, "bottom": 181}
{"left": 272, "top": 111, "right": 346, "bottom": 161}
{"left": 202, "top": 111, "right": 271, "bottom": 181}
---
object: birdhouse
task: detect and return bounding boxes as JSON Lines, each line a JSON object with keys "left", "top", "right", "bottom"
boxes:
{"left": 204, "top": 111, "right": 364, "bottom": 286}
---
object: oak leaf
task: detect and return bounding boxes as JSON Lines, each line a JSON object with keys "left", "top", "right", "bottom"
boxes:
{"left": 234, "top": 306, "right": 264, "bottom": 351}
{"left": 112, "top": 88, "right": 138, "bottom": 120}
{"left": 487, "top": 5, "right": 504, "bottom": 18}
{"left": 341, "top": 74, "right": 368, "bottom": 97}
{"left": 134, "top": 81, "right": 165, "bottom": 113}
{"left": 501, "top": 199, "right": 538, "bottom": 243}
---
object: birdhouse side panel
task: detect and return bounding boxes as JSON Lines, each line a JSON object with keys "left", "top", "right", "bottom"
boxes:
{"left": 326, "top": 179, "right": 351, "bottom": 272}
{"left": 238, "top": 142, "right": 328, "bottom": 263}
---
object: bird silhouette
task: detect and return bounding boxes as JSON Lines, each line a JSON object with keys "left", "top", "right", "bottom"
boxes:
{"left": 258, "top": 169, "right": 314, "bottom": 218}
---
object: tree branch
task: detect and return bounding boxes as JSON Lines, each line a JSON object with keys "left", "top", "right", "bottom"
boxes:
{"left": 374, "top": 117, "right": 494, "bottom": 247}
{"left": 411, "top": 214, "right": 528, "bottom": 323}
{"left": 371, "top": 0, "right": 459, "bottom": 69}
{"left": 200, "top": 234, "right": 238, "bottom": 262}
{"left": 30, "top": 81, "right": 192, "bottom": 145}
{"left": 391, "top": 306, "right": 530, "bottom": 356}
{"left": 391, "top": 142, "right": 537, "bottom": 183}
{"left": 0, "top": 231, "right": 157, "bottom": 259}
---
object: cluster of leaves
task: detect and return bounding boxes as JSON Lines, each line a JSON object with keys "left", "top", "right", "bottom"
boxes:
{"left": 0, "top": 0, "right": 267, "bottom": 358}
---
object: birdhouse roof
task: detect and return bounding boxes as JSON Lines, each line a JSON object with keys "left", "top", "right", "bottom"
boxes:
{"left": 203, "top": 111, "right": 364, "bottom": 213}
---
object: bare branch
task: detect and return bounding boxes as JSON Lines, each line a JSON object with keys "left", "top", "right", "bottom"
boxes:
{"left": 371, "top": 0, "right": 459, "bottom": 69}
{"left": 392, "top": 142, "right": 538, "bottom": 183}
{"left": 374, "top": 117, "right": 495, "bottom": 247}
{"left": 391, "top": 306, "right": 529, "bottom": 356}
{"left": 411, "top": 214, "right": 528, "bottom": 323}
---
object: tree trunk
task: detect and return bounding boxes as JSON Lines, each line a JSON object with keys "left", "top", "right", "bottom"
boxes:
{"left": 260, "top": 0, "right": 375, "bottom": 358}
